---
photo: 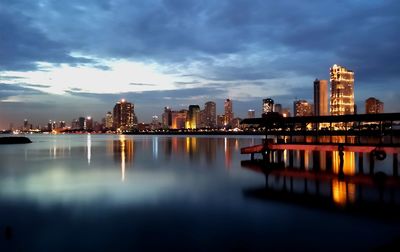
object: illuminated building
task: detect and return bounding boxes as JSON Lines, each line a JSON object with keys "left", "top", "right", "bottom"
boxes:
{"left": 294, "top": 100, "right": 313, "bottom": 117}
{"left": 224, "top": 99, "right": 234, "bottom": 126}
{"left": 314, "top": 79, "right": 329, "bottom": 116}
{"left": 172, "top": 110, "right": 187, "bottom": 129}
{"left": 262, "top": 98, "right": 274, "bottom": 115}
{"left": 365, "top": 97, "right": 384, "bottom": 114}
{"left": 113, "top": 99, "right": 137, "bottom": 131}
{"left": 85, "top": 117, "right": 93, "bottom": 130}
{"left": 247, "top": 109, "right": 255, "bottom": 118}
{"left": 330, "top": 64, "right": 355, "bottom": 116}
{"left": 217, "top": 115, "right": 225, "bottom": 128}
{"left": 204, "top": 101, "right": 216, "bottom": 128}
{"left": 282, "top": 108, "right": 291, "bottom": 117}
{"left": 23, "top": 119, "right": 29, "bottom": 131}
{"left": 151, "top": 115, "right": 161, "bottom": 130}
{"left": 105, "top": 111, "right": 113, "bottom": 129}
{"left": 186, "top": 105, "right": 200, "bottom": 129}
{"left": 59, "top": 121, "right": 66, "bottom": 128}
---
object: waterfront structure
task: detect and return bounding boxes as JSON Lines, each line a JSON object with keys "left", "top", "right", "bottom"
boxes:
{"left": 224, "top": 99, "right": 234, "bottom": 126}
{"left": 282, "top": 108, "right": 291, "bottom": 117}
{"left": 247, "top": 109, "right": 255, "bottom": 119}
{"left": 204, "top": 101, "right": 217, "bottom": 128}
{"left": 330, "top": 64, "right": 355, "bottom": 115}
{"left": 314, "top": 79, "right": 329, "bottom": 116}
{"left": 262, "top": 98, "right": 274, "bottom": 116}
{"left": 365, "top": 97, "right": 384, "bottom": 114}
{"left": 294, "top": 100, "right": 313, "bottom": 117}
{"left": 113, "top": 99, "right": 137, "bottom": 131}
{"left": 273, "top": 104, "right": 283, "bottom": 114}
{"left": 217, "top": 115, "right": 225, "bottom": 128}
{"left": 162, "top": 107, "right": 172, "bottom": 129}
{"left": 172, "top": 110, "right": 187, "bottom": 129}
{"left": 186, "top": 105, "right": 200, "bottom": 129}
{"left": 105, "top": 112, "right": 113, "bottom": 129}
{"left": 78, "top": 117, "right": 86, "bottom": 130}
{"left": 151, "top": 115, "right": 160, "bottom": 130}
{"left": 86, "top": 117, "right": 93, "bottom": 131}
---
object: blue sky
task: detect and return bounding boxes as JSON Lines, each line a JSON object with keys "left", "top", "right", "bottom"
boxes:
{"left": 1, "top": 0, "right": 400, "bottom": 128}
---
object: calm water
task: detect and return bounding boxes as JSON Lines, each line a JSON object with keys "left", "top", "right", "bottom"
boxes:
{"left": 0, "top": 134, "right": 399, "bottom": 251}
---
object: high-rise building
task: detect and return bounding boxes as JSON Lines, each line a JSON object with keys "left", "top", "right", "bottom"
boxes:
{"left": 365, "top": 97, "right": 384, "bottom": 114}
{"left": 217, "top": 115, "right": 225, "bottom": 128}
{"left": 247, "top": 109, "right": 255, "bottom": 118}
{"left": 204, "top": 101, "right": 216, "bottom": 128}
{"left": 224, "top": 99, "right": 234, "bottom": 126}
{"left": 86, "top": 117, "right": 93, "bottom": 130}
{"left": 162, "top": 107, "right": 172, "bottom": 128}
{"left": 330, "top": 64, "right": 355, "bottom": 115}
{"left": 273, "top": 104, "right": 282, "bottom": 114}
{"left": 113, "top": 99, "right": 137, "bottom": 131}
{"left": 262, "top": 98, "right": 274, "bottom": 115}
{"left": 78, "top": 117, "right": 86, "bottom": 130}
{"left": 105, "top": 111, "right": 113, "bottom": 129}
{"left": 172, "top": 110, "right": 187, "bottom": 129}
{"left": 314, "top": 79, "right": 329, "bottom": 116}
{"left": 294, "top": 100, "right": 313, "bottom": 117}
{"left": 23, "top": 119, "right": 29, "bottom": 131}
{"left": 186, "top": 105, "right": 200, "bottom": 129}
{"left": 282, "top": 108, "right": 291, "bottom": 117}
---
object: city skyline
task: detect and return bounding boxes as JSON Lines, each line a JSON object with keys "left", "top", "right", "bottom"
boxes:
{"left": 1, "top": 1, "right": 400, "bottom": 128}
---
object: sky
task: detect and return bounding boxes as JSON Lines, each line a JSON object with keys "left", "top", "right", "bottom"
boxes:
{"left": 1, "top": 0, "right": 400, "bottom": 129}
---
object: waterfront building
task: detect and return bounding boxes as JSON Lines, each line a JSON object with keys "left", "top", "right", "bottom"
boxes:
{"left": 273, "top": 104, "right": 282, "bottom": 115}
{"left": 151, "top": 115, "right": 161, "bottom": 130}
{"left": 113, "top": 99, "right": 137, "bottom": 131}
{"left": 365, "top": 97, "right": 384, "bottom": 114}
{"left": 86, "top": 117, "right": 93, "bottom": 130}
{"left": 224, "top": 99, "right": 234, "bottom": 126}
{"left": 262, "top": 98, "right": 274, "bottom": 116}
{"left": 330, "top": 64, "right": 355, "bottom": 115}
{"left": 186, "top": 105, "right": 200, "bottom": 129}
{"left": 105, "top": 111, "right": 113, "bottom": 129}
{"left": 162, "top": 107, "right": 172, "bottom": 129}
{"left": 282, "top": 108, "right": 291, "bottom": 117}
{"left": 314, "top": 79, "right": 329, "bottom": 116}
{"left": 78, "top": 117, "right": 86, "bottom": 130}
{"left": 204, "top": 101, "right": 217, "bottom": 128}
{"left": 217, "top": 115, "right": 225, "bottom": 128}
{"left": 172, "top": 110, "right": 187, "bottom": 129}
{"left": 294, "top": 100, "right": 313, "bottom": 117}
{"left": 247, "top": 109, "right": 255, "bottom": 118}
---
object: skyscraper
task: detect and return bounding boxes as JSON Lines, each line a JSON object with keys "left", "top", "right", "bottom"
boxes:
{"left": 273, "top": 104, "right": 282, "bottom": 114}
{"left": 113, "top": 99, "right": 137, "bottom": 131}
{"left": 187, "top": 105, "right": 200, "bottom": 129}
{"left": 262, "top": 98, "right": 274, "bottom": 115}
{"left": 314, "top": 79, "right": 329, "bottom": 116}
{"left": 294, "top": 100, "right": 313, "bottom": 117}
{"left": 105, "top": 111, "right": 113, "bottom": 129}
{"left": 162, "top": 107, "right": 172, "bottom": 129}
{"left": 365, "top": 97, "right": 384, "bottom": 114}
{"left": 330, "top": 64, "right": 355, "bottom": 115}
{"left": 247, "top": 109, "right": 255, "bottom": 118}
{"left": 204, "top": 101, "right": 216, "bottom": 128}
{"left": 224, "top": 99, "right": 234, "bottom": 126}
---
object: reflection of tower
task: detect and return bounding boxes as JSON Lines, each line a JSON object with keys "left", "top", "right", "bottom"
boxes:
{"left": 185, "top": 137, "right": 198, "bottom": 161}
{"left": 112, "top": 135, "right": 135, "bottom": 181}
{"left": 332, "top": 150, "right": 356, "bottom": 205}
{"left": 224, "top": 137, "right": 232, "bottom": 169}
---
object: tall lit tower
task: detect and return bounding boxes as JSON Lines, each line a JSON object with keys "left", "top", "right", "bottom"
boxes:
{"left": 105, "top": 112, "right": 113, "bottom": 129}
{"left": 314, "top": 79, "right": 329, "bottom": 116}
{"left": 330, "top": 64, "right": 354, "bottom": 115}
{"left": 187, "top": 105, "right": 200, "bottom": 129}
{"left": 224, "top": 99, "right": 233, "bottom": 126}
{"left": 204, "top": 101, "right": 216, "bottom": 128}
{"left": 262, "top": 98, "right": 274, "bottom": 115}
{"left": 113, "top": 99, "right": 137, "bottom": 131}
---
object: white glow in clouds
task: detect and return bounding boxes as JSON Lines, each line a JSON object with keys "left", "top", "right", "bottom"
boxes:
{"left": 2, "top": 58, "right": 178, "bottom": 94}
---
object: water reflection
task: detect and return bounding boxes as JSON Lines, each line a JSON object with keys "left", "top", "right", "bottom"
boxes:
{"left": 110, "top": 135, "right": 135, "bottom": 181}
{"left": 87, "top": 134, "right": 91, "bottom": 165}
{"left": 242, "top": 136, "right": 400, "bottom": 213}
